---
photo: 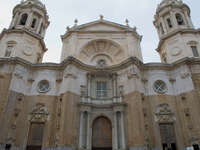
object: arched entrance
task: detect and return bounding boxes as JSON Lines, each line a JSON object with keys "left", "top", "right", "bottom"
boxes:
{"left": 92, "top": 117, "right": 112, "bottom": 150}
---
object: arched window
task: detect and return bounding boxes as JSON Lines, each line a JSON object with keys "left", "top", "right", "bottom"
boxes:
{"left": 39, "top": 23, "right": 43, "bottom": 35}
{"left": 31, "top": 18, "right": 37, "bottom": 28}
{"left": 19, "top": 13, "right": 28, "bottom": 25}
{"left": 167, "top": 18, "right": 173, "bottom": 28}
{"left": 176, "top": 13, "right": 185, "bottom": 25}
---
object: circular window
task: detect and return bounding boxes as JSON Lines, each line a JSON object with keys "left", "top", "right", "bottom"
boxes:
{"left": 153, "top": 80, "right": 167, "bottom": 94}
{"left": 97, "top": 59, "right": 106, "bottom": 67}
{"left": 37, "top": 80, "right": 50, "bottom": 93}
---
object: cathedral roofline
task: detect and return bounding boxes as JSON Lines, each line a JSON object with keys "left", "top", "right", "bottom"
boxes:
{"left": 0, "top": 56, "right": 200, "bottom": 72}
{"left": 61, "top": 19, "right": 142, "bottom": 41}
{"left": 0, "top": 28, "right": 48, "bottom": 52}
{"left": 156, "top": 28, "right": 200, "bottom": 52}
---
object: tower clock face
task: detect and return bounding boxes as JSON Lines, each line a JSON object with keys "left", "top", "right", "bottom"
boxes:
{"left": 171, "top": 47, "right": 182, "bottom": 56}
{"left": 23, "top": 46, "right": 33, "bottom": 56}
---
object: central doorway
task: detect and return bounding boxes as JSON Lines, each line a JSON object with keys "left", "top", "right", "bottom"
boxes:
{"left": 92, "top": 117, "right": 112, "bottom": 150}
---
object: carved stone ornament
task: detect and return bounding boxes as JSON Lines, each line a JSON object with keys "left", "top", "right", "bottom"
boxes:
{"left": 64, "top": 66, "right": 77, "bottom": 79}
{"left": 29, "top": 103, "right": 49, "bottom": 123}
{"left": 127, "top": 66, "right": 139, "bottom": 79}
{"left": 14, "top": 66, "right": 27, "bottom": 79}
{"left": 155, "top": 103, "right": 175, "bottom": 123}
{"left": 189, "top": 136, "right": 199, "bottom": 145}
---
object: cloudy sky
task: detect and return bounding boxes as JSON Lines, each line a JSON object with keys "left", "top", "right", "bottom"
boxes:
{"left": 0, "top": 0, "right": 199, "bottom": 63}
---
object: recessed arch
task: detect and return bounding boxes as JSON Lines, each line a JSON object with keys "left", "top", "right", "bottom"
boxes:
{"left": 79, "top": 39, "right": 125, "bottom": 66}
{"left": 19, "top": 13, "right": 28, "bottom": 25}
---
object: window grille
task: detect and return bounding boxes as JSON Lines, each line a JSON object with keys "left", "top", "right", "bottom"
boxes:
{"left": 96, "top": 81, "right": 107, "bottom": 98}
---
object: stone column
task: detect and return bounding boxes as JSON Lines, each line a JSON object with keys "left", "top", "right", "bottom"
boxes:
{"left": 170, "top": 11, "right": 178, "bottom": 29}
{"left": 120, "top": 112, "right": 126, "bottom": 149}
{"left": 9, "top": 12, "right": 19, "bottom": 28}
{"left": 87, "top": 112, "right": 91, "bottom": 149}
{"left": 113, "top": 74, "right": 117, "bottom": 103}
{"left": 25, "top": 11, "right": 33, "bottom": 28}
{"left": 183, "top": 11, "right": 194, "bottom": 28}
{"left": 87, "top": 112, "right": 91, "bottom": 150}
{"left": 114, "top": 112, "right": 118, "bottom": 149}
{"left": 79, "top": 112, "right": 84, "bottom": 148}
{"left": 161, "top": 17, "right": 167, "bottom": 33}
{"left": 87, "top": 74, "right": 92, "bottom": 102}
{"left": 36, "top": 18, "right": 43, "bottom": 33}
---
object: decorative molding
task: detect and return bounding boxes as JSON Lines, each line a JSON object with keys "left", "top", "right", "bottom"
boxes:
{"left": 155, "top": 103, "right": 175, "bottom": 123}
{"left": 56, "top": 71, "right": 63, "bottom": 82}
{"left": 181, "top": 72, "right": 190, "bottom": 79}
{"left": 29, "top": 103, "right": 49, "bottom": 122}
{"left": 169, "top": 78, "right": 176, "bottom": 83}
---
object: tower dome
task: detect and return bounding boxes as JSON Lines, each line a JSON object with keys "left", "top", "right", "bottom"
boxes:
{"left": 20, "top": 0, "right": 45, "bottom": 9}
{"left": 156, "top": 0, "right": 183, "bottom": 12}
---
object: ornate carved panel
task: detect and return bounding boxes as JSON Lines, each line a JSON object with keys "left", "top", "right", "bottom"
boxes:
{"left": 29, "top": 103, "right": 49, "bottom": 123}
{"left": 155, "top": 103, "right": 175, "bottom": 123}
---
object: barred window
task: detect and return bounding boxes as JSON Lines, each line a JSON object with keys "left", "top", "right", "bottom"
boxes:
{"left": 96, "top": 81, "right": 107, "bottom": 98}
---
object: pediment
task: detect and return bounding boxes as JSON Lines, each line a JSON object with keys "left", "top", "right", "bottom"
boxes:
{"left": 76, "top": 20, "right": 129, "bottom": 32}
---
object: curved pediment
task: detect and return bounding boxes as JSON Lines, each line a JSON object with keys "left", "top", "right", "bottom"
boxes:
{"left": 77, "top": 39, "right": 125, "bottom": 66}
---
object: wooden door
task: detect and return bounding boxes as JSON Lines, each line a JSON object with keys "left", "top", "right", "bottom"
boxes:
{"left": 92, "top": 117, "right": 112, "bottom": 150}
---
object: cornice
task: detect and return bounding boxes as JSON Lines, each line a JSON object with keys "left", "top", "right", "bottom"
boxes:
{"left": 0, "top": 56, "right": 200, "bottom": 73}
{"left": 0, "top": 28, "right": 47, "bottom": 52}
{"left": 156, "top": 28, "right": 200, "bottom": 52}
{"left": 61, "top": 19, "right": 142, "bottom": 41}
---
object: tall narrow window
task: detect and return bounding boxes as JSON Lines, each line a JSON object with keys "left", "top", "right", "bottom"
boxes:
{"left": 159, "top": 123, "right": 177, "bottom": 150}
{"left": 167, "top": 18, "right": 173, "bottom": 28}
{"left": 176, "top": 13, "right": 184, "bottom": 25}
{"left": 39, "top": 23, "right": 43, "bottom": 35}
{"left": 5, "top": 45, "right": 13, "bottom": 57}
{"left": 160, "top": 23, "right": 164, "bottom": 34}
{"left": 19, "top": 13, "right": 28, "bottom": 25}
{"left": 31, "top": 18, "right": 37, "bottom": 28}
{"left": 96, "top": 81, "right": 107, "bottom": 98}
{"left": 26, "top": 123, "right": 44, "bottom": 150}
{"left": 193, "top": 145, "right": 200, "bottom": 150}
{"left": 191, "top": 46, "right": 199, "bottom": 57}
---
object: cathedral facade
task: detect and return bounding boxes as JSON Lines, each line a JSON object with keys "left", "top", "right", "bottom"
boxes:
{"left": 0, "top": 0, "right": 200, "bottom": 150}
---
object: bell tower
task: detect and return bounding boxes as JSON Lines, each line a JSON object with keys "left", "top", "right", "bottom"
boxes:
{"left": 0, "top": 0, "right": 50, "bottom": 63}
{"left": 154, "top": 0, "right": 200, "bottom": 63}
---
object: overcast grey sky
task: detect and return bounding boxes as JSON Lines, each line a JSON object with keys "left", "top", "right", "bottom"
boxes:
{"left": 0, "top": 0, "right": 199, "bottom": 63}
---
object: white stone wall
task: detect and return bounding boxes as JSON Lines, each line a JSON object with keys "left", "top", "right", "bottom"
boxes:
{"left": 161, "top": 32, "right": 200, "bottom": 63}
{"left": 0, "top": 61, "right": 195, "bottom": 97}
{"left": 0, "top": 32, "right": 44, "bottom": 63}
